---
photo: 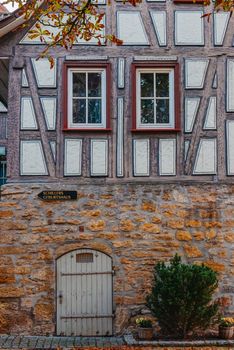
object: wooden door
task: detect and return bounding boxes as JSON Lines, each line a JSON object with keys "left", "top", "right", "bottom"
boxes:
{"left": 56, "top": 249, "right": 113, "bottom": 336}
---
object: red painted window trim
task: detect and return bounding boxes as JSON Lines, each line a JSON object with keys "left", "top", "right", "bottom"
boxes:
{"left": 173, "top": 0, "right": 205, "bottom": 3}
{"left": 131, "top": 62, "right": 181, "bottom": 132}
{"left": 63, "top": 61, "right": 111, "bottom": 131}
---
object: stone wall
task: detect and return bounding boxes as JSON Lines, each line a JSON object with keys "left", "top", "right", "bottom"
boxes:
{"left": 0, "top": 182, "right": 233, "bottom": 335}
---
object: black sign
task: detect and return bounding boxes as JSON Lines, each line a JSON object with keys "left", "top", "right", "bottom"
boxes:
{"left": 38, "top": 191, "right": 77, "bottom": 201}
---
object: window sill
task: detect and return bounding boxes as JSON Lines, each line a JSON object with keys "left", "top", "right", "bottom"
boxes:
{"left": 131, "top": 128, "right": 181, "bottom": 133}
{"left": 63, "top": 128, "right": 112, "bottom": 132}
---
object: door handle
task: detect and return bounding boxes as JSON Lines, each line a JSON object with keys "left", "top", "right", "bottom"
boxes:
{"left": 58, "top": 292, "right": 63, "bottom": 304}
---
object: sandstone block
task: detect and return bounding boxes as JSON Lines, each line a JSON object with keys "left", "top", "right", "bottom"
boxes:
{"left": 119, "top": 219, "right": 135, "bottom": 232}
{"left": 176, "top": 231, "right": 192, "bottom": 241}
{"left": 205, "top": 230, "right": 217, "bottom": 240}
{"left": 32, "top": 227, "right": 49, "bottom": 233}
{"left": 0, "top": 246, "right": 25, "bottom": 255}
{"left": 151, "top": 216, "right": 162, "bottom": 224}
{"left": 0, "top": 286, "right": 24, "bottom": 297}
{"left": 0, "top": 274, "right": 16, "bottom": 284}
{"left": 100, "top": 194, "right": 113, "bottom": 199}
{"left": 184, "top": 244, "right": 202, "bottom": 258}
{"left": 204, "top": 260, "right": 225, "bottom": 272}
{"left": 0, "top": 222, "right": 27, "bottom": 231}
{"left": 96, "top": 232, "right": 119, "bottom": 240}
{"left": 0, "top": 210, "right": 14, "bottom": 218}
{"left": 224, "top": 233, "right": 234, "bottom": 243}
{"left": 167, "top": 221, "right": 184, "bottom": 229}
{"left": 204, "top": 221, "right": 222, "bottom": 228}
{"left": 140, "top": 223, "right": 160, "bottom": 233}
{"left": 34, "top": 302, "right": 53, "bottom": 321}
{"left": 113, "top": 240, "right": 133, "bottom": 248}
{"left": 79, "top": 210, "right": 101, "bottom": 217}
{"left": 193, "top": 231, "right": 205, "bottom": 240}
{"left": 87, "top": 220, "right": 105, "bottom": 231}
{"left": 185, "top": 220, "right": 202, "bottom": 228}
{"left": 141, "top": 201, "right": 156, "bottom": 212}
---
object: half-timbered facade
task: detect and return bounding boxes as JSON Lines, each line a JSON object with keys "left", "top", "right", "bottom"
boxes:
{"left": 0, "top": 0, "right": 233, "bottom": 336}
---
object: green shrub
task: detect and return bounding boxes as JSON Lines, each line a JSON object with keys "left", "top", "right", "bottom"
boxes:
{"left": 136, "top": 318, "right": 152, "bottom": 328}
{"left": 146, "top": 254, "right": 219, "bottom": 338}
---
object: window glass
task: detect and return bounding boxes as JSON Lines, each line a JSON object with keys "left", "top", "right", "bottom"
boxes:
{"left": 88, "top": 99, "right": 102, "bottom": 123}
{"left": 0, "top": 157, "right": 7, "bottom": 186}
{"left": 156, "top": 73, "right": 169, "bottom": 97}
{"left": 156, "top": 99, "right": 169, "bottom": 123}
{"left": 73, "top": 73, "right": 86, "bottom": 97}
{"left": 141, "top": 99, "right": 154, "bottom": 124}
{"left": 73, "top": 99, "right": 86, "bottom": 124}
{"left": 88, "top": 73, "right": 101, "bottom": 97}
{"left": 141, "top": 73, "right": 154, "bottom": 97}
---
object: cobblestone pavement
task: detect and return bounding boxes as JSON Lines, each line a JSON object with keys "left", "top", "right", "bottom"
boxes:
{"left": 0, "top": 335, "right": 125, "bottom": 349}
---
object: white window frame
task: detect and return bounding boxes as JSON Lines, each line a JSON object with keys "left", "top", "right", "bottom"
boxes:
{"left": 67, "top": 68, "right": 106, "bottom": 129}
{"left": 136, "top": 68, "right": 175, "bottom": 129}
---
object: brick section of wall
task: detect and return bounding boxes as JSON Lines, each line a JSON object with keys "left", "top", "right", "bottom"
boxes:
{"left": 0, "top": 183, "right": 233, "bottom": 335}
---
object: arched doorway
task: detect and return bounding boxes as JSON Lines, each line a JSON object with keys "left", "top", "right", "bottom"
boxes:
{"left": 56, "top": 248, "right": 113, "bottom": 336}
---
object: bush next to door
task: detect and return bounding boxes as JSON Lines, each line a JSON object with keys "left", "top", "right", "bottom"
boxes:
{"left": 146, "top": 254, "right": 219, "bottom": 338}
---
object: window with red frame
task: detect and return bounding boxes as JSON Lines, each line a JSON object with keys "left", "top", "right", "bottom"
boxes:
{"left": 64, "top": 63, "right": 110, "bottom": 130}
{"left": 132, "top": 63, "right": 180, "bottom": 131}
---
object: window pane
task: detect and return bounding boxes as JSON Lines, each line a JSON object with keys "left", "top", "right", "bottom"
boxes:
{"left": 156, "top": 99, "right": 169, "bottom": 124}
{"left": 141, "top": 99, "right": 154, "bottom": 124}
{"left": 140, "top": 73, "right": 154, "bottom": 97}
{"left": 88, "top": 73, "right": 102, "bottom": 97}
{"left": 73, "top": 73, "right": 86, "bottom": 97}
{"left": 88, "top": 99, "right": 102, "bottom": 124}
{"left": 156, "top": 73, "right": 169, "bottom": 97}
{"left": 73, "top": 99, "right": 86, "bottom": 123}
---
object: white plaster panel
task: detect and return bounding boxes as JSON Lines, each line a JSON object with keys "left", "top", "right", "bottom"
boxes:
{"left": 175, "top": 11, "right": 204, "bottom": 46}
{"left": 134, "top": 56, "right": 177, "bottom": 61}
{"left": 20, "top": 140, "right": 48, "bottom": 175}
{"left": 90, "top": 139, "right": 108, "bottom": 176}
{"left": 118, "top": 58, "right": 125, "bottom": 89}
{"left": 184, "top": 140, "right": 190, "bottom": 161}
{"left": 22, "top": 69, "right": 29, "bottom": 87}
{"left": 227, "top": 59, "right": 234, "bottom": 112}
{"left": 203, "top": 97, "right": 216, "bottom": 130}
{"left": 214, "top": 12, "right": 230, "bottom": 46}
{"left": 50, "top": 141, "right": 56, "bottom": 162}
{"left": 159, "top": 139, "right": 176, "bottom": 176}
{"left": 40, "top": 97, "right": 57, "bottom": 130}
{"left": 117, "top": 11, "right": 149, "bottom": 45}
{"left": 31, "top": 58, "right": 57, "bottom": 88}
{"left": 0, "top": 101, "right": 7, "bottom": 112}
{"left": 20, "top": 16, "right": 60, "bottom": 44}
{"left": 193, "top": 138, "right": 217, "bottom": 174}
{"left": 184, "top": 97, "right": 200, "bottom": 133}
{"left": 226, "top": 120, "right": 234, "bottom": 175}
{"left": 185, "top": 59, "right": 209, "bottom": 89}
{"left": 93, "top": 0, "right": 106, "bottom": 3}
{"left": 20, "top": 97, "right": 38, "bottom": 130}
{"left": 64, "top": 139, "right": 82, "bottom": 176}
{"left": 150, "top": 11, "right": 167, "bottom": 46}
{"left": 133, "top": 139, "right": 150, "bottom": 176}
{"left": 212, "top": 72, "right": 218, "bottom": 89}
{"left": 117, "top": 98, "right": 124, "bottom": 177}
{"left": 21, "top": 15, "right": 105, "bottom": 45}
